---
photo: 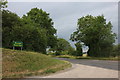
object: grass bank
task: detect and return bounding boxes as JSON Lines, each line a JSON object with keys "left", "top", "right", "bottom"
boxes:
{"left": 55, "top": 55, "right": 119, "bottom": 61}
{"left": 2, "top": 48, "right": 71, "bottom": 78}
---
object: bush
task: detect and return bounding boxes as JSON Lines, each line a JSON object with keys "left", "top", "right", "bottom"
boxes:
{"left": 71, "top": 51, "right": 83, "bottom": 56}
{"left": 48, "top": 52, "right": 56, "bottom": 56}
{"left": 110, "top": 44, "right": 120, "bottom": 57}
{"left": 61, "top": 51, "right": 68, "bottom": 55}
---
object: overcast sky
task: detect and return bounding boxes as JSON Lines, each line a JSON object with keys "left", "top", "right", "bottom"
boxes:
{"left": 6, "top": 1, "right": 119, "bottom": 47}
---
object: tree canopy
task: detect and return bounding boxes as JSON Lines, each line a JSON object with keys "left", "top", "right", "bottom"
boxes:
{"left": 50, "top": 38, "right": 73, "bottom": 55}
{"left": 2, "top": 10, "right": 21, "bottom": 28}
{"left": 75, "top": 42, "right": 83, "bottom": 56}
{"left": 56, "top": 38, "right": 72, "bottom": 52}
{"left": 23, "top": 8, "right": 57, "bottom": 48}
{"left": 70, "top": 15, "right": 116, "bottom": 57}
{"left": 0, "top": 0, "right": 7, "bottom": 9}
{"left": 2, "top": 6, "right": 57, "bottom": 54}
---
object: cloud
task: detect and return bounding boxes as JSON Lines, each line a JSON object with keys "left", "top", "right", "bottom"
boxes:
{"left": 8, "top": 0, "right": 120, "bottom": 2}
{"left": 50, "top": 2, "right": 118, "bottom": 45}
{"left": 6, "top": 2, "right": 119, "bottom": 47}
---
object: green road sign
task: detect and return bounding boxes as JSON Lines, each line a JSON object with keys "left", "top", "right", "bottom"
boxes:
{"left": 13, "top": 41, "right": 23, "bottom": 47}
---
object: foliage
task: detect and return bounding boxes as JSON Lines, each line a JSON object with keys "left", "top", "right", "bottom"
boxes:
{"left": 2, "top": 10, "right": 22, "bottom": 48}
{"left": 0, "top": 0, "right": 7, "bottom": 9}
{"left": 52, "top": 38, "right": 73, "bottom": 55}
{"left": 56, "top": 55, "right": 119, "bottom": 60}
{"left": 2, "top": 7, "right": 57, "bottom": 54}
{"left": 57, "top": 38, "right": 71, "bottom": 51}
{"left": 118, "top": 44, "right": 120, "bottom": 56}
{"left": 67, "top": 46, "right": 75, "bottom": 55}
{"left": 74, "top": 42, "right": 83, "bottom": 56}
{"left": 2, "top": 10, "right": 22, "bottom": 28}
{"left": 23, "top": 8, "right": 57, "bottom": 48}
{"left": 11, "top": 26, "right": 47, "bottom": 53}
{"left": 70, "top": 15, "right": 116, "bottom": 57}
{"left": 110, "top": 44, "right": 120, "bottom": 57}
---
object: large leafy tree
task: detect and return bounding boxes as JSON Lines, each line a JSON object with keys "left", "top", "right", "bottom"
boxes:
{"left": 2, "top": 10, "right": 22, "bottom": 28}
{"left": 11, "top": 25, "right": 47, "bottom": 53}
{"left": 2, "top": 6, "right": 57, "bottom": 54}
{"left": 0, "top": 0, "right": 8, "bottom": 47}
{"left": 22, "top": 8, "right": 57, "bottom": 48}
{"left": 70, "top": 15, "right": 116, "bottom": 57}
{"left": 2, "top": 9, "right": 48, "bottom": 53}
{"left": 2, "top": 10, "right": 22, "bottom": 48}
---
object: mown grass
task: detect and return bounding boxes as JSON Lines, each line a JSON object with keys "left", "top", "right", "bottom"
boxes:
{"left": 2, "top": 48, "right": 71, "bottom": 78}
{"left": 55, "top": 55, "right": 120, "bottom": 61}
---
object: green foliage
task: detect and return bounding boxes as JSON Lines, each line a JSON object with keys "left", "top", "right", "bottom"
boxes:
{"left": 110, "top": 44, "right": 120, "bottom": 57}
{"left": 23, "top": 8, "right": 57, "bottom": 48}
{"left": 70, "top": 15, "right": 116, "bottom": 57}
{"left": 74, "top": 42, "right": 83, "bottom": 56}
{"left": 61, "top": 51, "right": 69, "bottom": 55}
{"left": 118, "top": 44, "right": 120, "bottom": 56}
{"left": 2, "top": 10, "right": 23, "bottom": 48}
{"left": 57, "top": 38, "right": 71, "bottom": 51}
{"left": 11, "top": 26, "right": 47, "bottom": 53}
{"left": 52, "top": 38, "right": 73, "bottom": 55}
{"left": 2, "top": 10, "right": 21, "bottom": 28}
{"left": 48, "top": 52, "right": 56, "bottom": 56}
{"left": 67, "top": 46, "right": 75, "bottom": 55}
{"left": 2, "top": 7, "right": 57, "bottom": 54}
{"left": 0, "top": 0, "right": 8, "bottom": 9}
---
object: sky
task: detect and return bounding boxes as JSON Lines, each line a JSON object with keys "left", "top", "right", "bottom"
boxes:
{"left": 6, "top": 1, "right": 119, "bottom": 48}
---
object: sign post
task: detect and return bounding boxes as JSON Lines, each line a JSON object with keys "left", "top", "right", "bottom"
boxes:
{"left": 13, "top": 41, "right": 23, "bottom": 51}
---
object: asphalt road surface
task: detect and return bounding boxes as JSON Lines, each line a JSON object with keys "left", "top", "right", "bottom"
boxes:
{"left": 30, "top": 58, "right": 119, "bottom": 78}
{"left": 55, "top": 58, "right": 118, "bottom": 70}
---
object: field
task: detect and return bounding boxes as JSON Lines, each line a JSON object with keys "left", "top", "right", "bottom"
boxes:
{"left": 2, "top": 48, "right": 71, "bottom": 78}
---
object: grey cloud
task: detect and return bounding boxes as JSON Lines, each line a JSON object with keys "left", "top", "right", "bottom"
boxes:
{"left": 6, "top": 2, "right": 119, "bottom": 47}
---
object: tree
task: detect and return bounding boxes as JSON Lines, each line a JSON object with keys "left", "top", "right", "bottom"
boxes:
{"left": 70, "top": 15, "right": 116, "bottom": 57}
{"left": 0, "top": 0, "right": 7, "bottom": 9}
{"left": 67, "top": 46, "right": 75, "bottom": 56}
{"left": 2, "top": 10, "right": 22, "bottom": 28}
{"left": 11, "top": 25, "right": 47, "bottom": 53}
{"left": 22, "top": 8, "right": 57, "bottom": 48}
{"left": 2, "top": 10, "right": 22, "bottom": 48}
{"left": 118, "top": 44, "right": 120, "bottom": 56}
{"left": 53, "top": 38, "right": 73, "bottom": 55}
{"left": 75, "top": 42, "right": 83, "bottom": 56}
{"left": 2, "top": 7, "right": 57, "bottom": 54}
{"left": 110, "top": 44, "right": 120, "bottom": 57}
{"left": 0, "top": 0, "right": 8, "bottom": 47}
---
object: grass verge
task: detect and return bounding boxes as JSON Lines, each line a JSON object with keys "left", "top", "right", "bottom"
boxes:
{"left": 2, "top": 48, "right": 71, "bottom": 78}
{"left": 55, "top": 55, "right": 120, "bottom": 61}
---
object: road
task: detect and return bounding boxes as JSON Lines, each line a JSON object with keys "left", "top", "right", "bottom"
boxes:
{"left": 55, "top": 58, "right": 118, "bottom": 70}
{"left": 30, "top": 58, "right": 119, "bottom": 78}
